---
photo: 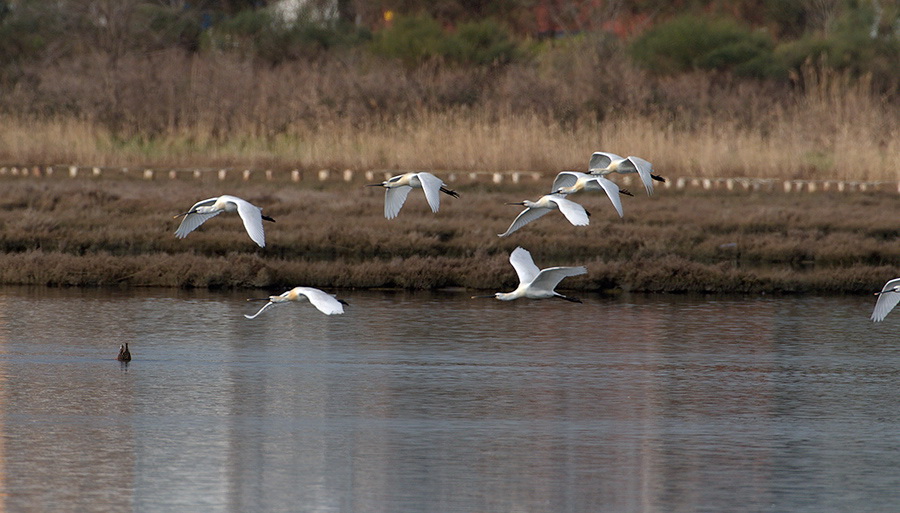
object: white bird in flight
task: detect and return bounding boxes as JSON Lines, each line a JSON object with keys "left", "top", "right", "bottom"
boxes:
{"left": 550, "top": 171, "right": 633, "bottom": 218}
{"left": 871, "top": 278, "right": 900, "bottom": 322}
{"left": 498, "top": 193, "right": 589, "bottom": 237}
{"left": 174, "top": 195, "right": 274, "bottom": 248}
{"left": 472, "top": 247, "right": 587, "bottom": 302}
{"left": 588, "top": 151, "right": 665, "bottom": 196}
{"left": 367, "top": 172, "right": 460, "bottom": 219}
{"left": 245, "top": 287, "right": 348, "bottom": 319}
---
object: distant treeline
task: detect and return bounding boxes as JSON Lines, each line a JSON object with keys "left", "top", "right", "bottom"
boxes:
{"left": 0, "top": 0, "right": 896, "bottom": 181}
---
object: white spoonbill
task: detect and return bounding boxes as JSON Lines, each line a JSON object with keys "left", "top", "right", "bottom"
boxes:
{"left": 550, "top": 171, "right": 633, "bottom": 218}
{"left": 589, "top": 151, "right": 665, "bottom": 196}
{"left": 245, "top": 287, "right": 348, "bottom": 319}
{"left": 367, "top": 172, "right": 459, "bottom": 219}
{"left": 871, "top": 278, "right": 900, "bottom": 322}
{"left": 498, "top": 193, "right": 589, "bottom": 237}
{"left": 472, "top": 247, "right": 587, "bottom": 302}
{"left": 174, "top": 195, "right": 274, "bottom": 248}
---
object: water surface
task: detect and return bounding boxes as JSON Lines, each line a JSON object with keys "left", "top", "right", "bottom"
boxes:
{"left": 0, "top": 287, "right": 897, "bottom": 512}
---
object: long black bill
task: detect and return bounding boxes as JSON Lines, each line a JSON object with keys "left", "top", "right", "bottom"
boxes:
{"left": 471, "top": 294, "right": 495, "bottom": 299}
{"left": 366, "top": 183, "right": 384, "bottom": 187}
{"left": 556, "top": 294, "right": 583, "bottom": 303}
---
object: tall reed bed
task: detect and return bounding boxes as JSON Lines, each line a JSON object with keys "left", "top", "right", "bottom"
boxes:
{"left": 0, "top": 48, "right": 896, "bottom": 180}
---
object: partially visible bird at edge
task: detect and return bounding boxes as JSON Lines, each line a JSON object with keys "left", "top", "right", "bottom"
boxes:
{"left": 871, "top": 278, "right": 900, "bottom": 322}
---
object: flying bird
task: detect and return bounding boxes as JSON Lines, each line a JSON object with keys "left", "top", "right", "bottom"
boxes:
{"left": 367, "top": 172, "right": 459, "bottom": 219}
{"left": 498, "top": 193, "right": 590, "bottom": 237}
{"left": 871, "top": 278, "right": 900, "bottom": 322}
{"left": 588, "top": 151, "right": 665, "bottom": 196}
{"left": 245, "top": 287, "right": 348, "bottom": 319}
{"left": 472, "top": 246, "right": 587, "bottom": 302}
{"left": 174, "top": 195, "right": 274, "bottom": 248}
{"left": 550, "top": 171, "right": 633, "bottom": 218}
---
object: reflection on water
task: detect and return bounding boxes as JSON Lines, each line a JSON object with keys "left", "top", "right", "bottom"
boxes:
{"left": 0, "top": 287, "right": 897, "bottom": 512}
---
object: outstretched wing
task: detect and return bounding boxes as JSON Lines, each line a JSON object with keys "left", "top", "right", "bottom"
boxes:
{"left": 589, "top": 152, "right": 621, "bottom": 173}
{"left": 384, "top": 186, "right": 412, "bottom": 219}
{"left": 623, "top": 156, "right": 655, "bottom": 196}
{"left": 530, "top": 266, "right": 588, "bottom": 293}
{"left": 415, "top": 172, "right": 444, "bottom": 213}
{"left": 551, "top": 171, "right": 580, "bottom": 193}
{"left": 548, "top": 196, "right": 590, "bottom": 226}
{"left": 590, "top": 176, "right": 625, "bottom": 218}
{"left": 871, "top": 278, "right": 900, "bottom": 322}
{"left": 234, "top": 198, "right": 267, "bottom": 248}
{"left": 244, "top": 301, "right": 277, "bottom": 320}
{"left": 497, "top": 206, "right": 551, "bottom": 237}
{"left": 294, "top": 287, "right": 346, "bottom": 315}
{"left": 174, "top": 197, "right": 221, "bottom": 239}
{"left": 508, "top": 247, "right": 540, "bottom": 285}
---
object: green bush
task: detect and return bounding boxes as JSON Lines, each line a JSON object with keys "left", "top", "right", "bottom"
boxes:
{"left": 139, "top": 4, "right": 204, "bottom": 51}
{"left": 774, "top": 3, "right": 899, "bottom": 89}
{"left": 201, "top": 8, "right": 367, "bottom": 63}
{"left": 371, "top": 14, "right": 518, "bottom": 67}
{"left": 446, "top": 19, "right": 518, "bottom": 65}
{"left": 629, "top": 14, "right": 782, "bottom": 78}
{"left": 370, "top": 14, "right": 446, "bottom": 66}
{"left": 0, "top": 1, "right": 58, "bottom": 61}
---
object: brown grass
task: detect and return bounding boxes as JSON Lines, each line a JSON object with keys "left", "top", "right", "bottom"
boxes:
{"left": 1, "top": 48, "right": 896, "bottom": 182}
{"left": 0, "top": 175, "right": 896, "bottom": 293}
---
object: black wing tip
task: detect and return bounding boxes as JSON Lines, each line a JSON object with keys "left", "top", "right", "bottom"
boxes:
{"left": 440, "top": 187, "right": 460, "bottom": 198}
{"left": 652, "top": 174, "right": 666, "bottom": 182}
{"left": 620, "top": 188, "right": 634, "bottom": 197}
{"left": 262, "top": 215, "right": 276, "bottom": 222}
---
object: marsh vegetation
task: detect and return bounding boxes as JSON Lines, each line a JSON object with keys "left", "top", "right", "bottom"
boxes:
{"left": 0, "top": 175, "right": 895, "bottom": 293}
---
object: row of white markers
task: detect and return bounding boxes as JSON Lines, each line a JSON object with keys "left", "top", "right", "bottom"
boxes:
{"left": 2, "top": 165, "right": 898, "bottom": 194}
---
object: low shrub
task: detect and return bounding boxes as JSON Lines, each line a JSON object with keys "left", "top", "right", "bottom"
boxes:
{"left": 629, "top": 14, "right": 783, "bottom": 78}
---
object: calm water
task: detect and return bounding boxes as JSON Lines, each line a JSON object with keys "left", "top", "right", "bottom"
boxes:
{"left": 0, "top": 286, "right": 897, "bottom": 513}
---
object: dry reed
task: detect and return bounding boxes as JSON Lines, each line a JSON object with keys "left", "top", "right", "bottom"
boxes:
{"left": 1, "top": 49, "right": 896, "bottom": 181}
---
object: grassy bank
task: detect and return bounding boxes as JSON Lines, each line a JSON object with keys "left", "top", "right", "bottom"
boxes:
{"left": 0, "top": 175, "right": 896, "bottom": 293}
